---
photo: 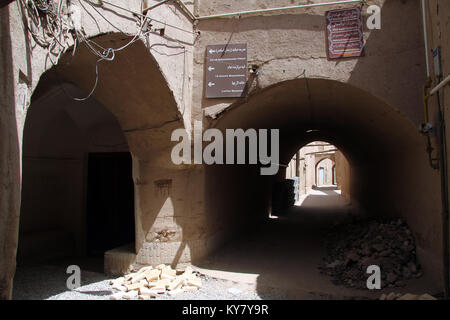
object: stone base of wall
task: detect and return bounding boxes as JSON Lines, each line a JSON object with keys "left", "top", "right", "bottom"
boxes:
{"left": 104, "top": 243, "right": 137, "bottom": 276}
{"left": 135, "top": 231, "right": 227, "bottom": 267}
{"left": 104, "top": 232, "right": 228, "bottom": 276}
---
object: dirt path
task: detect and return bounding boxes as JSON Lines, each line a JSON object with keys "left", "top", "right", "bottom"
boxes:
{"left": 194, "top": 187, "right": 440, "bottom": 299}
{"left": 13, "top": 187, "right": 440, "bottom": 300}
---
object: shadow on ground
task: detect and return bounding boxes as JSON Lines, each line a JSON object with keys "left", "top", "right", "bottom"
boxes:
{"left": 12, "top": 257, "right": 110, "bottom": 300}
{"left": 195, "top": 187, "right": 440, "bottom": 300}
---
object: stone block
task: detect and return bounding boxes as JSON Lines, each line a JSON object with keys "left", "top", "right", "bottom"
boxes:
{"left": 123, "top": 290, "right": 139, "bottom": 299}
{"left": 168, "top": 277, "right": 184, "bottom": 291}
{"left": 186, "top": 275, "right": 202, "bottom": 288}
{"left": 139, "top": 287, "right": 158, "bottom": 298}
{"left": 397, "top": 293, "right": 419, "bottom": 300}
{"left": 110, "top": 292, "right": 126, "bottom": 300}
{"left": 131, "top": 272, "right": 147, "bottom": 284}
{"left": 418, "top": 293, "right": 437, "bottom": 300}
{"left": 126, "top": 282, "right": 142, "bottom": 291}
{"left": 149, "top": 278, "right": 170, "bottom": 289}
{"left": 145, "top": 269, "right": 161, "bottom": 282}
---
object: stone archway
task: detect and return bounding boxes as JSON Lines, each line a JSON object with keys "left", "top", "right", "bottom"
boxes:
{"left": 1, "top": 0, "right": 196, "bottom": 299}
{"left": 203, "top": 77, "right": 443, "bottom": 284}
{"left": 9, "top": 31, "right": 199, "bottom": 299}
{"left": 314, "top": 156, "right": 335, "bottom": 187}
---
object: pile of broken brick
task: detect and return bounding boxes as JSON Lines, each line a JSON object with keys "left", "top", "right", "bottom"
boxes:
{"left": 379, "top": 292, "right": 437, "bottom": 300}
{"left": 319, "top": 218, "right": 422, "bottom": 289}
{"left": 109, "top": 264, "right": 202, "bottom": 300}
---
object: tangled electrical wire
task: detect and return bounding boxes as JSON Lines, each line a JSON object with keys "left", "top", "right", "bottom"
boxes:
{"left": 19, "top": 0, "right": 193, "bottom": 102}
{"left": 19, "top": 0, "right": 74, "bottom": 64}
{"left": 19, "top": 0, "right": 149, "bottom": 100}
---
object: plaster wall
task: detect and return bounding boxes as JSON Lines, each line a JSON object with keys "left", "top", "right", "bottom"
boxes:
{"left": 0, "top": 0, "right": 196, "bottom": 298}
{"left": 335, "top": 150, "right": 351, "bottom": 201}
{"left": 0, "top": 0, "right": 448, "bottom": 299}
{"left": 424, "top": 0, "right": 450, "bottom": 285}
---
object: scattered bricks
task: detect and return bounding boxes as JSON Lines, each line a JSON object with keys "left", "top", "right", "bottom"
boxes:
{"left": 382, "top": 292, "right": 438, "bottom": 300}
{"left": 110, "top": 277, "right": 124, "bottom": 286}
{"left": 167, "top": 288, "right": 184, "bottom": 296}
{"left": 139, "top": 287, "right": 157, "bottom": 298}
{"left": 184, "top": 266, "right": 193, "bottom": 276}
{"left": 161, "top": 267, "right": 177, "bottom": 279}
{"left": 161, "top": 273, "right": 176, "bottom": 280}
{"left": 125, "top": 282, "right": 142, "bottom": 292}
{"left": 186, "top": 275, "right": 202, "bottom": 289}
{"left": 125, "top": 273, "right": 137, "bottom": 282}
{"left": 183, "top": 286, "right": 199, "bottom": 292}
{"left": 168, "top": 277, "right": 184, "bottom": 291}
{"left": 109, "top": 263, "right": 202, "bottom": 300}
{"left": 123, "top": 290, "right": 139, "bottom": 299}
{"left": 110, "top": 292, "right": 126, "bottom": 300}
{"left": 145, "top": 269, "right": 161, "bottom": 282}
{"left": 397, "top": 293, "right": 419, "bottom": 300}
{"left": 163, "top": 266, "right": 177, "bottom": 275}
{"left": 150, "top": 285, "right": 166, "bottom": 294}
{"left": 319, "top": 218, "right": 422, "bottom": 289}
{"left": 137, "top": 266, "right": 153, "bottom": 274}
{"left": 179, "top": 266, "right": 193, "bottom": 280}
{"left": 419, "top": 293, "right": 437, "bottom": 300}
{"left": 131, "top": 272, "right": 147, "bottom": 284}
{"left": 176, "top": 269, "right": 184, "bottom": 275}
{"left": 150, "top": 279, "right": 170, "bottom": 289}
{"left": 112, "top": 284, "right": 127, "bottom": 292}
{"left": 386, "top": 292, "right": 400, "bottom": 300}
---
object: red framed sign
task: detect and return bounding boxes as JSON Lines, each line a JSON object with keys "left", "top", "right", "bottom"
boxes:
{"left": 326, "top": 7, "right": 364, "bottom": 59}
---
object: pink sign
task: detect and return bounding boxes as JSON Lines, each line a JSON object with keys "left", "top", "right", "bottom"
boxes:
{"left": 326, "top": 7, "right": 364, "bottom": 59}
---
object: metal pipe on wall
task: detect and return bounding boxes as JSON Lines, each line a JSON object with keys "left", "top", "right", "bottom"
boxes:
{"left": 196, "top": 0, "right": 364, "bottom": 20}
{"left": 421, "top": 0, "right": 450, "bottom": 299}
{"left": 430, "top": 75, "right": 450, "bottom": 96}
{"left": 421, "top": 0, "right": 430, "bottom": 77}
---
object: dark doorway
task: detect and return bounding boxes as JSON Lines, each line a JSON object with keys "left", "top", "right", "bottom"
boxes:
{"left": 86, "top": 152, "right": 135, "bottom": 257}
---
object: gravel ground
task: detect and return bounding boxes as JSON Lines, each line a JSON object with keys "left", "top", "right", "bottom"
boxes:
{"left": 13, "top": 264, "right": 113, "bottom": 300}
{"left": 13, "top": 264, "right": 287, "bottom": 300}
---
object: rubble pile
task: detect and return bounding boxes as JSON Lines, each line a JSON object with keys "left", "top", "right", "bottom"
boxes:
{"left": 109, "top": 264, "right": 202, "bottom": 300}
{"left": 319, "top": 218, "right": 423, "bottom": 289}
{"left": 379, "top": 292, "right": 437, "bottom": 300}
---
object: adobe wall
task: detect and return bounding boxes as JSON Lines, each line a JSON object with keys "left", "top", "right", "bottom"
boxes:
{"left": 190, "top": 1, "right": 443, "bottom": 286}
{"left": 0, "top": 0, "right": 447, "bottom": 299}
{"left": 0, "top": 0, "right": 196, "bottom": 298}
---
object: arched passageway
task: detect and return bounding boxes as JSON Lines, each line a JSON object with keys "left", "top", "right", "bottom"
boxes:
{"left": 315, "top": 157, "right": 335, "bottom": 187}
{"left": 18, "top": 82, "right": 135, "bottom": 267}
{"left": 200, "top": 78, "right": 443, "bottom": 297}
{"left": 13, "top": 32, "right": 188, "bottom": 298}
